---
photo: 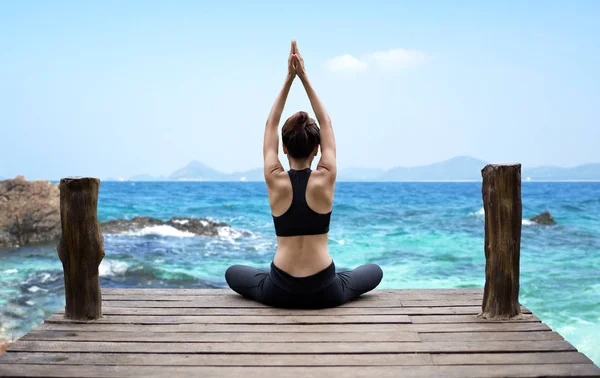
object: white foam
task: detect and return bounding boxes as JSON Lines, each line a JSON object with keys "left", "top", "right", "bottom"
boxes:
{"left": 3, "top": 269, "right": 17, "bottom": 274}
{"left": 218, "top": 226, "right": 243, "bottom": 240}
{"left": 99, "top": 260, "right": 130, "bottom": 277}
{"left": 25, "top": 301, "right": 34, "bottom": 306}
{"left": 471, "top": 208, "right": 535, "bottom": 227}
{"left": 469, "top": 207, "right": 485, "bottom": 217}
{"left": 200, "top": 220, "right": 209, "bottom": 227}
{"left": 173, "top": 219, "right": 189, "bottom": 225}
{"left": 28, "top": 286, "right": 47, "bottom": 293}
{"left": 154, "top": 259, "right": 165, "bottom": 264}
{"left": 127, "top": 225, "right": 195, "bottom": 238}
{"left": 40, "top": 273, "right": 52, "bottom": 283}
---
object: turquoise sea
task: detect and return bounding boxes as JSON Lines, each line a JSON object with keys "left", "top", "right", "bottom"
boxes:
{"left": 0, "top": 181, "right": 598, "bottom": 364}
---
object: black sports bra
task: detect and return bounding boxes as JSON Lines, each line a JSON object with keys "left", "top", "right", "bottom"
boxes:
{"left": 272, "top": 168, "right": 331, "bottom": 237}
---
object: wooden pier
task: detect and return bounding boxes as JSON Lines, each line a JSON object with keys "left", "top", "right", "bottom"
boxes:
{"left": 1, "top": 168, "right": 599, "bottom": 376}
{"left": 1, "top": 288, "right": 599, "bottom": 377}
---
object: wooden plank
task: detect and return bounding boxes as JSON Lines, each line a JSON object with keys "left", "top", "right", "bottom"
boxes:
{"left": 45, "top": 314, "right": 412, "bottom": 324}
{"left": 95, "top": 298, "right": 490, "bottom": 308}
{"left": 0, "top": 351, "right": 591, "bottom": 367}
{"left": 99, "top": 288, "right": 484, "bottom": 297}
{"left": 99, "top": 299, "right": 379, "bottom": 308}
{"left": 101, "top": 289, "right": 231, "bottom": 296}
{"left": 1, "top": 364, "right": 599, "bottom": 378}
{"left": 0, "top": 352, "right": 433, "bottom": 366}
{"left": 409, "top": 314, "right": 540, "bottom": 323}
{"left": 7, "top": 340, "right": 577, "bottom": 354}
{"left": 420, "top": 331, "right": 563, "bottom": 341}
{"left": 56, "top": 306, "right": 531, "bottom": 316}
{"left": 401, "top": 300, "right": 483, "bottom": 307}
{"left": 99, "top": 295, "right": 485, "bottom": 304}
{"left": 20, "top": 330, "right": 420, "bottom": 343}
{"left": 433, "top": 352, "right": 594, "bottom": 365}
{"left": 96, "top": 299, "right": 401, "bottom": 308}
{"left": 39, "top": 321, "right": 552, "bottom": 333}
{"left": 101, "top": 294, "right": 251, "bottom": 302}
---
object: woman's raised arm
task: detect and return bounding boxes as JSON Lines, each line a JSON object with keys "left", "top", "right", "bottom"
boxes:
{"left": 263, "top": 42, "right": 296, "bottom": 180}
{"left": 292, "top": 42, "right": 336, "bottom": 178}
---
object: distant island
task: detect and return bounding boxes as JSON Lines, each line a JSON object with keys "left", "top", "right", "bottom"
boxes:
{"left": 109, "top": 156, "right": 600, "bottom": 182}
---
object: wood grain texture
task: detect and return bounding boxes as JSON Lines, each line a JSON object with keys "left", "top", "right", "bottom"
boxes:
{"left": 20, "top": 331, "right": 420, "bottom": 343}
{"left": 7, "top": 340, "right": 577, "bottom": 353}
{"left": 4, "top": 289, "right": 596, "bottom": 378}
{"left": 55, "top": 305, "right": 531, "bottom": 316}
{"left": 2, "top": 352, "right": 592, "bottom": 366}
{"left": 45, "top": 314, "right": 411, "bottom": 324}
{"left": 481, "top": 164, "right": 522, "bottom": 319}
{"left": 57, "top": 177, "right": 104, "bottom": 320}
{"left": 0, "top": 352, "right": 433, "bottom": 366}
{"left": 39, "top": 321, "right": 553, "bottom": 333}
{"left": 1, "top": 364, "right": 599, "bottom": 378}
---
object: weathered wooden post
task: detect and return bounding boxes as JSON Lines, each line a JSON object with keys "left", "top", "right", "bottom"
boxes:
{"left": 57, "top": 177, "right": 104, "bottom": 320}
{"left": 480, "top": 164, "right": 522, "bottom": 319}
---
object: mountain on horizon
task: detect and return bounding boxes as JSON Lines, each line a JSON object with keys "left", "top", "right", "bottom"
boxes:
{"left": 381, "top": 156, "right": 487, "bottom": 181}
{"left": 523, "top": 164, "right": 600, "bottom": 181}
{"left": 124, "top": 156, "right": 600, "bottom": 182}
{"left": 169, "top": 160, "right": 226, "bottom": 181}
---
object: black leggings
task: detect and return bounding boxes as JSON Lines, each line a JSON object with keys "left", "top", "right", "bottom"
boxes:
{"left": 225, "top": 261, "right": 383, "bottom": 309}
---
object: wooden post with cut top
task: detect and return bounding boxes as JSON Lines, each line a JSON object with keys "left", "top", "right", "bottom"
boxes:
{"left": 480, "top": 164, "right": 522, "bottom": 319}
{"left": 57, "top": 177, "right": 104, "bottom": 320}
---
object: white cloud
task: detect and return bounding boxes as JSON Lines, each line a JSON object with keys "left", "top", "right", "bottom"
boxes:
{"left": 366, "top": 48, "right": 428, "bottom": 71}
{"left": 324, "top": 48, "right": 428, "bottom": 75}
{"left": 324, "top": 54, "right": 368, "bottom": 74}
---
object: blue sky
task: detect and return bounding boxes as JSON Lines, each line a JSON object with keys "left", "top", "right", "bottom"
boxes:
{"left": 1, "top": 1, "right": 599, "bottom": 179}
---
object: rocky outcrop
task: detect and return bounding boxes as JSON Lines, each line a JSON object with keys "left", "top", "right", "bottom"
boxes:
{"left": 100, "top": 216, "right": 230, "bottom": 236}
{"left": 530, "top": 211, "right": 556, "bottom": 225}
{"left": 0, "top": 176, "right": 61, "bottom": 249}
{"left": 0, "top": 176, "right": 238, "bottom": 248}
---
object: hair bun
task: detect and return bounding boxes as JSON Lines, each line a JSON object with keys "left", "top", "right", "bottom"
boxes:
{"left": 295, "top": 111, "right": 308, "bottom": 129}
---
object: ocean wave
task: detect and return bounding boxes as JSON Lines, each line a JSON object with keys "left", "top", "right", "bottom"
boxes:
{"left": 3, "top": 269, "right": 18, "bottom": 274}
{"left": 217, "top": 226, "right": 254, "bottom": 241}
{"left": 99, "top": 263, "right": 222, "bottom": 288}
{"left": 27, "top": 286, "right": 48, "bottom": 293}
{"left": 100, "top": 216, "right": 252, "bottom": 239}
{"left": 470, "top": 207, "right": 537, "bottom": 226}
{"left": 562, "top": 204, "right": 583, "bottom": 212}
{"left": 99, "top": 260, "right": 130, "bottom": 277}
{"left": 23, "top": 271, "right": 62, "bottom": 287}
{"left": 468, "top": 207, "right": 485, "bottom": 217}
{"left": 125, "top": 225, "right": 196, "bottom": 238}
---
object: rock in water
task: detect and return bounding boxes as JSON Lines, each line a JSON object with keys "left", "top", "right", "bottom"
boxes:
{"left": 0, "top": 176, "right": 61, "bottom": 248}
{"left": 530, "top": 211, "right": 556, "bottom": 225}
{"left": 100, "top": 216, "right": 232, "bottom": 237}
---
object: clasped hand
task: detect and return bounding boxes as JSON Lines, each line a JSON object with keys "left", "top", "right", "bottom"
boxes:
{"left": 287, "top": 40, "right": 306, "bottom": 80}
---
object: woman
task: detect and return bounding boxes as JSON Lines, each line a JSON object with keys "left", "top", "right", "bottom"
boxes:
{"left": 225, "top": 41, "right": 382, "bottom": 309}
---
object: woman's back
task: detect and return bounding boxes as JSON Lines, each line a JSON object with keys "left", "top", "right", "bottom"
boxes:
{"left": 270, "top": 168, "right": 334, "bottom": 276}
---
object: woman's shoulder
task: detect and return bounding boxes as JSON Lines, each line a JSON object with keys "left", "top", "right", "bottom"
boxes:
{"left": 310, "top": 167, "right": 336, "bottom": 186}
